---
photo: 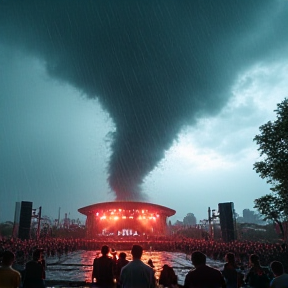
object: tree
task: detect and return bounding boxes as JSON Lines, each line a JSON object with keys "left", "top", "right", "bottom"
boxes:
{"left": 254, "top": 194, "right": 287, "bottom": 238}
{"left": 183, "top": 213, "right": 197, "bottom": 226}
{"left": 253, "top": 98, "right": 288, "bottom": 193}
{"left": 0, "top": 221, "right": 13, "bottom": 237}
{"left": 253, "top": 98, "right": 288, "bottom": 239}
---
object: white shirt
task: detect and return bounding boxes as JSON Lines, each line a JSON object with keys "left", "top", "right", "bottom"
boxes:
{"left": 120, "top": 259, "right": 155, "bottom": 288}
{"left": 270, "top": 273, "right": 288, "bottom": 288}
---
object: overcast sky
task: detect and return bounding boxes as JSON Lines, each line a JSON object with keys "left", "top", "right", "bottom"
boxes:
{"left": 0, "top": 0, "right": 288, "bottom": 224}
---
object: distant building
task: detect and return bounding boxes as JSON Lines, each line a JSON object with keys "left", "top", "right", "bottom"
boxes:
{"left": 183, "top": 213, "right": 197, "bottom": 226}
{"left": 237, "top": 209, "right": 265, "bottom": 224}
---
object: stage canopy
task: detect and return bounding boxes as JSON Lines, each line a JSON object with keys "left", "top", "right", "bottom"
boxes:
{"left": 78, "top": 201, "right": 176, "bottom": 237}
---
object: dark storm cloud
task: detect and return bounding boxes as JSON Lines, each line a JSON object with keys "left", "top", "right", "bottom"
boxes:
{"left": 0, "top": 0, "right": 287, "bottom": 200}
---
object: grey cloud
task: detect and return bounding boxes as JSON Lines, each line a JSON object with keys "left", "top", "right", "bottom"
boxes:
{"left": 0, "top": 0, "right": 287, "bottom": 200}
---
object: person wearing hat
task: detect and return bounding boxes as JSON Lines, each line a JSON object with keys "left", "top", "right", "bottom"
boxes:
{"left": 23, "top": 249, "right": 45, "bottom": 288}
{"left": 0, "top": 250, "right": 21, "bottom": 288}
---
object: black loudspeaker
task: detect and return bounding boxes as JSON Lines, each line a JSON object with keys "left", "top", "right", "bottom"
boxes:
{"left": 218, "top": 202, "right": 236, "bottom": 242}
{"left": 18, "top": 201, "right": 33, "bottom": 240}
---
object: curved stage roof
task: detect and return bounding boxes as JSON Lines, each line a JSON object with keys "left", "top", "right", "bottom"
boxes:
{"left": 78, "top": 201, "right": 176, "bottom": 217}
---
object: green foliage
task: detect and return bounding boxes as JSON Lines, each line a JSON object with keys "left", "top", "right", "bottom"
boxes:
{"left": 253, "top": 98, "right": 288, "bottom": 239}
{"left": 175, "top": 227, "right": 206, "bottom": 239}
{"left": 254, "top": 194, "right": 287, "bottom": 222}
{"left": 52, "top": 226, "right": 87, "bottom": 238}
{"left": 183, "top": 213, "right": 196, "bottom": 226}
{"left": 254, "top": 194, "right": 288, "bottom": 238}
{"left": 253, "top": 98, "right": 288, "bottom": 193}
{"left": 0, "top": 221, "right": 13, "bottom": 237}
{"left": 237, "top": 223, "right": 279, "bottom": 243}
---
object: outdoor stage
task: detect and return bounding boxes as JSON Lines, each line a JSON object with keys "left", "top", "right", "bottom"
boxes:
{"left": 78, "top": 201, "right": 176, "bottom": 238}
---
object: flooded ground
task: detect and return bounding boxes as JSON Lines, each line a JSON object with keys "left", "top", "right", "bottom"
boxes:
{"left": 45, "top": 250, "right": 224, "bottom": 286}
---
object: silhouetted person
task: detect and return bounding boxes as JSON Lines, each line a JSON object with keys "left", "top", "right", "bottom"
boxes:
{"left": 115, "top": 252, "right": 129, "bottom": 288}
{"left": 270, "top": 261, "right": 288, "bottom": 288}
{"left": 92, "top": 245, "right": 115, "bottom": 287}
{"left": 184, "top": 251, "right": 225, "bottom": 288}
{"left": 159, "top": 264, "right": 178, "bottom": 288}
{"left": 222, "top": 252, "right": 241, "bottom": 288}
{"left": 120, "top": 244, "right": 155, "bottom": 288}
{"left": 245, "top": 254, "right": 271, "bottom": 288}
{"left": 39, "top": 250, "right": 46, "bottom": 280}
{"left": 23, "top": 248, "right": 45, "bottom": 288}
{"left": 147, "top": 259, "right": 154, "bottom": 268}
{"left": 0, "top": 250, "right": 21, "bottom": 288}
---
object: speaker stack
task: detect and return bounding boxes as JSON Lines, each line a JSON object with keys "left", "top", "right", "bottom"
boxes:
{"left": 18, "top": 201, "right": 33, "bottom": 240}
{"left": 218, "top": 202, "right": 236, "bottom": 242}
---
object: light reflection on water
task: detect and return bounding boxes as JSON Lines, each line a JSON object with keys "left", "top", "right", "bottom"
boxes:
{"left": 46, "top": 250, "right": 224, "bottom": 286}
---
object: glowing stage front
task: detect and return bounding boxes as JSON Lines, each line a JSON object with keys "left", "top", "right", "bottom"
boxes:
{"left": 78, "top": 201, "right": 176, "bottom": 238}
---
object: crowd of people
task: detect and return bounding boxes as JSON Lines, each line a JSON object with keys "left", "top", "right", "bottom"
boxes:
{"left": 0, "top": 248, "right": 45, "bottom": 288}
{"left": 1, "top": 236, "right": 287, "bottom": 270}
{"left": 0, "top": 235, "right": 287, "bottom": 287}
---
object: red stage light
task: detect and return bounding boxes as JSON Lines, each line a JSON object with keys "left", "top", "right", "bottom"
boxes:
{"left": 78, "top": 201, "right": 176, "bottom": 237}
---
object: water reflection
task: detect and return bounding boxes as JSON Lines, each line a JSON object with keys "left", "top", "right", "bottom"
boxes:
{"left": 46, "top": 250, "right": 224, "bottom": 286}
